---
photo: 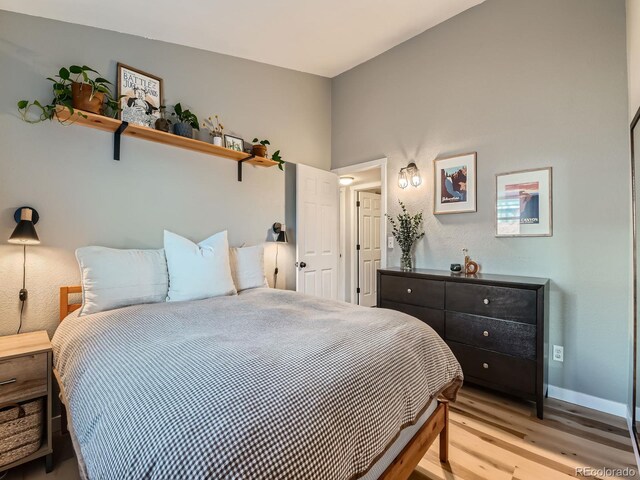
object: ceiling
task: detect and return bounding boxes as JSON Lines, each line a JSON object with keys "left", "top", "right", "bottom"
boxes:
{"left": 0, "top": 0, "right": 484, "bottom": 77}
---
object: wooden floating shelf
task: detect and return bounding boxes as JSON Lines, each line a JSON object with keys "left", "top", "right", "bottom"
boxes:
{"left": 54, "top": 106, "right": 278, "bottom": 172}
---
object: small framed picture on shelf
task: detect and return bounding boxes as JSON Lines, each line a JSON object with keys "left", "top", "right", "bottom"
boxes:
{"left": 224, "top": 134, "right": 244, "bottom": 152}
{"left": 495, "top": 167, "right": 553, "bottom": 237}
{"left": 117, "top": 63, "right": 163, "bottom": 128}
{"left": 433, "top": 152, "right": 477, "bottom": 215}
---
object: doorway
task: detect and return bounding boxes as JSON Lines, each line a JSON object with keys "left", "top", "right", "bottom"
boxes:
{"left": 332, "top": 158, "right": 388, "bottom": 305}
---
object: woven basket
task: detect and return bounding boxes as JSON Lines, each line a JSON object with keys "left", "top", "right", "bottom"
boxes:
{"left": 0, "top": 398, "right": 43, "bottom": 467}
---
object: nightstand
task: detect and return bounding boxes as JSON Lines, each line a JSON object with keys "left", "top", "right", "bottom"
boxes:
{"left": 0, "top": 331, "right": 53, "bottom": 474}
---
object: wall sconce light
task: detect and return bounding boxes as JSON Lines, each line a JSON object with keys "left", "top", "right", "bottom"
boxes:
{"left": 398, "top": 162, "right": 422, "bottom": 189}
{"left": 8, "top": 206, "right": 41, "bottom": 334}
{"left": 272, "top": 222, "right": 288, "bottom": 288}
{"left": 339, "top": 176, "right": 354, "bottom": 186}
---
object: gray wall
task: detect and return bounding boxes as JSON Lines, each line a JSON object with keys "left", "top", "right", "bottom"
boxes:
{"left": 332, "top": 0, "right": 630, "bottom": 403}
{"left": 0, "top": 11, "right": 331, "bottom": 337}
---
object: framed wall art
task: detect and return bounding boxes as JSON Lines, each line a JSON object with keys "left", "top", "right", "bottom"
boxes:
{"left": 433, "top": 152, "right": 477, "bottom": 214}
{"left": 495, "top": 167, "right": 553, "bottom": 237}
{"left": 224, "top": 134, "right": 244, "bottom": 152}
{"left": 117, "top": 63, "right": 163, "bottom": 128}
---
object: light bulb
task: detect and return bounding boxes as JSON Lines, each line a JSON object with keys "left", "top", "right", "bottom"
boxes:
{"left": 398, "top": 170, "right": 409, "bottom": 189}
{"left": 411, "top": 173, "right": 422, "bottom": 187}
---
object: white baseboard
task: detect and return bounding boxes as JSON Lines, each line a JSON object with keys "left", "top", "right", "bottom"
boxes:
{"left": 547, "top": 385, "right": 627, "bottom": 417}
{"left": 626, "top": 412, "right": 640, "bottom": 470}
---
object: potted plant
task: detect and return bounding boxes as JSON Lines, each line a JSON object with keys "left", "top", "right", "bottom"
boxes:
{"left": 251, "top": 138, "right": 270, "bottom": 158}
{"left": 17, "top": 65, "right": 120, "bottom": 123}
{"left": 387, "top": 200, "right": 425, "bottom": 271}
{"left": 170, "top": 103, "right": 199, "bottom": 138}
{"left": 203, "top": 115, "right": 224, "bottom": 146}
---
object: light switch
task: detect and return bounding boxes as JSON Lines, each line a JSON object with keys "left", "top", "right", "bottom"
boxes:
{"left": 388, "top": 236, "right": 394, "bottom": 249}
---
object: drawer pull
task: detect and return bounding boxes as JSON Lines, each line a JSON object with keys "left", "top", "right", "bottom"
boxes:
{"left": 407, "top": 288, "right": 412, "bottom": 294}
{"left": 483, "top": 298, "right": 490, "bottom": 305}
{"left": 0, "top": 378, "right": 17, "bottom": 386}
{"left": 483, "top": 330, "right": 489, "bottom": 337}
{"left": 482, "top": 363, "right": 489, "bottom": 369}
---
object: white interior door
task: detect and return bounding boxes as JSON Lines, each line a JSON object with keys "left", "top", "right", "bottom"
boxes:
{"left": 296, "top": 164, "right": 339, "bottom": 299}
{"left": 357, "top": 191, "right": 381, "bottom": 307}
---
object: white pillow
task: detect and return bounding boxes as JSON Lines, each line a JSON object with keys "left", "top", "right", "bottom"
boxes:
{"left": 76, "top": 247, "right": 169, "bottom": 316}
{"left": 230, "top": 245, "right": 269, "bottom": 291}
{"left": 164, "top": 230, "right": 237, "bottom": 302}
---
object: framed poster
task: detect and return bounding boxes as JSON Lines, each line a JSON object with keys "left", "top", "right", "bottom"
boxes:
{"left": 117, "top": 63, "right": 163, "bottom": 128}
{"left": 433, "top": 152, "right": 477, "bottom": 214}
{"left": 495, "top": 167, "right": 553, "bottom": 237}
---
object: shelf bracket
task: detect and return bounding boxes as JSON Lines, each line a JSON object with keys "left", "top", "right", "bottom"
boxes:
{"left": 113, "top": 121, "right": 129, "bottom": 161}
{"left": 237, "top": 155, "right": 255, "bottom": 182}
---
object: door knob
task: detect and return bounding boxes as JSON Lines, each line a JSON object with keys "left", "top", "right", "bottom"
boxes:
{"left": 299, "top": 262, "right": 307, "bottom": 269}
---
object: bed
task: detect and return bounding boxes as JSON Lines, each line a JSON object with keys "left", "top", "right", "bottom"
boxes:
{"left": 54, "top": 286, "right": 463, "bottom": 479}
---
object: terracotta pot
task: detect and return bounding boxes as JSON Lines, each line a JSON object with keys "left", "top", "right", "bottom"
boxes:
{"left": 252, "top": 144, "right": 267, "bottom": 158}
{"left": 71, "top": 82, "right": 104, "bottom": 114}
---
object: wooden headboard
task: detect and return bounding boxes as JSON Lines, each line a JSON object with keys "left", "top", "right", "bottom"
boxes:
{"left": 59, "top": 286, "right": 82, "bottom": 321}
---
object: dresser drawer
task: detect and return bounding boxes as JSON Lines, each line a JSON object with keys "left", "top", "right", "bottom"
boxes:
{"left": 379, "top": 275, "right": 444, "bottom": 309}
{"left": 446, "top": 312, "right": 536, "bottom": 360}
{"left": 448, "top": 342, "right": 536, "bottom": 395}
{"left": 380, "top": 300, "right": 444, "bottom": 336}
{"left": 0, "top": 353, "right": 48, "bottom": 403}
{"left": 446, "top": 282, "right": 537, "bottom": 324}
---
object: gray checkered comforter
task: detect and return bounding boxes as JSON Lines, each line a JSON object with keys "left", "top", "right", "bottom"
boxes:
{"left": 52, "top": 288, "right": 463, "bottom": 480}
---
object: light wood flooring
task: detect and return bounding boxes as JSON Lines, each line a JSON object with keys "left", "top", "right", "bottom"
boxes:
{"left": 3, "top": 386, "right": 637, "bottom": 480}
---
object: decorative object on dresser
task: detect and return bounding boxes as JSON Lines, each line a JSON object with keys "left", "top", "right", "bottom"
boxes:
{"left": 0, "top": 331, "right": 53, "bottom": 474}
{"left": 397, "top": 162, "right": 422, "bottom": 189}
{"left": 387, "top": 200, "right": 425, "bottom": 271}
{"left": 462, "top": 248, "right": 480, "bottom": 275}
{"left": 117, "top": 63, "right": 163, "bottom": 128}
{"left": 8, "top": 207, "right": 41, "bottom": 334}
{"left": 377, "top": 267, "right": 549, "bottom": 419}
{"left": 496, "top": 167, "right": 553, "bottom": 237}
{"left": 433, "top": 152, "right": 477, "bottom": 215}
{"left": 170, "top": 103, "right": 200, "bottom": 138}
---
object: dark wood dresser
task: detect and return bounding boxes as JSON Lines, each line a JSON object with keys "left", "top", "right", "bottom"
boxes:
{"left": 377, "top": 268, "right": 549, "bottom": 419}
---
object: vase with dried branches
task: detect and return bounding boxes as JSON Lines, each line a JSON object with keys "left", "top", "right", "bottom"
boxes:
{"left": 387, "top": 200, "right": 425, "bottom": 271}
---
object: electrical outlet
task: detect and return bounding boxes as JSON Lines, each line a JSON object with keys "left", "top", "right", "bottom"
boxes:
{"left": 388, "top": 236, "right": 394, "bottom": 249}
{"left": 552, "top": 345, "right": 564, "bottom": 362}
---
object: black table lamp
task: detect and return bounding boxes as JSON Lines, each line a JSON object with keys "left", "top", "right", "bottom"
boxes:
{"left": 8, "top": 207, "right": 40, "bottom": 333}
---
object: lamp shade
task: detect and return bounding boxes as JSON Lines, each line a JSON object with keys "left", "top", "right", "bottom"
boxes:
{"left": 8, "top": 208, "right": 40, "bottom": 245}
{"left": 272, "top": 222, "right": 288, "bottom": 243}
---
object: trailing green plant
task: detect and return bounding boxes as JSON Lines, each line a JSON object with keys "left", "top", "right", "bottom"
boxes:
{"left": 387, "top": 200, "right": 425, "bottom": 270}
{"left": 252, "top": 138, "right": 270, "bottom": 147}
{"left": 271, "top": 150, "right": 285, "bottom": 171}
{"left": 17, "top": 65, "right": 119, "bottom": 124}
{"left": 171, "top": 103, "right": 200, "bottom": 130}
